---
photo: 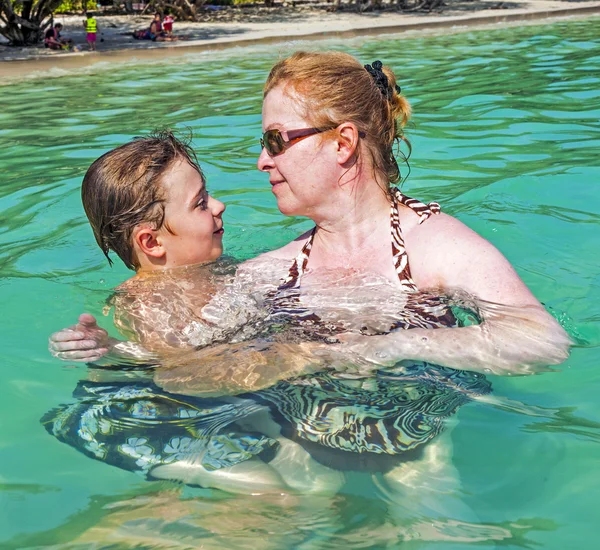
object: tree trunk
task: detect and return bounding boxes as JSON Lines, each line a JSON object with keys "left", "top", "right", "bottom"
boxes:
{"left": 0, "top": 0, "right": 63, "bottom": 46}
{"left": 142, "top": 0, "right": 202, "bottom": 20}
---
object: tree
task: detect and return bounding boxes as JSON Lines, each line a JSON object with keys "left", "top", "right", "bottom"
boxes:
{"left": 141, "top": 0, "right": 202, "bottom": 21}
{"left": 0, "top": 0, "right": 64, "bottom": 46}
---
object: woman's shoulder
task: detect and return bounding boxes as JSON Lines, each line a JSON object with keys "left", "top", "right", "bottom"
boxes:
{"left": 401, "top": 207, "right": 537, "bottom": 304}
{"left": 253, "top": 228, "right": 314, "bottom": 261}
{"left": 402, "top": 207, "right": 490, "bottom": 252}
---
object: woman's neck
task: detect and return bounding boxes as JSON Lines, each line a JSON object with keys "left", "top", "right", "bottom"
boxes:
{"left": 309, "top": 179, "right": 392, "bottom": 268}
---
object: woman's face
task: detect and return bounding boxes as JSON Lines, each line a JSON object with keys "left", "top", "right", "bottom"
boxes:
{"left": 257, "top": 85, "right": 338, "bottom": 218}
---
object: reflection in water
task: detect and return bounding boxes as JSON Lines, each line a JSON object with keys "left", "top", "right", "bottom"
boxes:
{"left": 41, "top": 360, "right": 491, "bottom": 497}
{"left": 3, "top": 486, "right": 557, "bottom": 549}
{"left": 481, "top": 394, "right": 600, "bottom": 443}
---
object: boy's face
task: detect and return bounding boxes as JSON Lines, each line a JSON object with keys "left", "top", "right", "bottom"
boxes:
{"left": 158, "top": 158, "right": 225, "bottom": 268}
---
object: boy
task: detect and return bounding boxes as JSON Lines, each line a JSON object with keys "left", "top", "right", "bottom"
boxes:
{"left": 45, "top": 131, "right": 341, "bottom": 494}
{"left": 49, "top": 131, "right": 321, "bottom": 375}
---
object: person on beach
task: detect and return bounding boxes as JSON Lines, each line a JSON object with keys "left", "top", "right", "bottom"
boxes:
{"left": 133, "top": 13, "right": 179, "bottom": 42}
{"left": 163, "top": 12, "right": 174, "bottom": 37}
{"left": 83, "top": 13, "right": 99, "bottom": 51}
{"left": 44, "top": 23, "right": 75, "bottom": 51}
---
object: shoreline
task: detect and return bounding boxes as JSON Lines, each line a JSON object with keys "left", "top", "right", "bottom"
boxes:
{"left": 1, "top": 1, "right": 599, "bottom": 79}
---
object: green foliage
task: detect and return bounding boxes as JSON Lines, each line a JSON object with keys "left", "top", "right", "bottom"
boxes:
{"left": 54, "top": 0, "right": 85, "bottom": 13}
{"left": 54, "top": 0, "right": 98, "bottom": 13}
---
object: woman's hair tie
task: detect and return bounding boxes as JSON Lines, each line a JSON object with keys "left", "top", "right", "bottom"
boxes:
{"left": 364, "top": 60, "right": 401, "bottom": 100}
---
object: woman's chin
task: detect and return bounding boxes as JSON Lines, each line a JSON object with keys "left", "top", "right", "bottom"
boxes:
{"left": 275, "top": 200, "right": 302, "bottom": 218}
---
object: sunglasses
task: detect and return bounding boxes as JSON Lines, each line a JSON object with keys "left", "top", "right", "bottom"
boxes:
{"left": 260, "top": 127, "right": 335, "bottom": 157}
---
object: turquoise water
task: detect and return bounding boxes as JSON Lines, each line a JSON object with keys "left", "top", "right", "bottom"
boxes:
{"left": 1, "top": 18, "right": 599, "bottom": 548}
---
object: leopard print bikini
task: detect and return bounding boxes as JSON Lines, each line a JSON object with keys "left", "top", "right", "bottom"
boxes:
{"left": 271, "top": 188, "right": 457, "bottom": 333}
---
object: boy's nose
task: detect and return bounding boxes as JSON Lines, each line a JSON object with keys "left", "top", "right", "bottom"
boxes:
{"left": 210, "top": 196, "right": 226, "bottom": 216}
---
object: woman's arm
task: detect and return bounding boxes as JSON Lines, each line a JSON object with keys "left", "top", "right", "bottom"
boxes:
{"left": 154, "top": 338, "right": 329, "bottom": 397}
{"left": 346, "top": 212, "right": 571, "bottom": 375}
{"left": 49, "top": 313, "right": 158, "bottom": 364}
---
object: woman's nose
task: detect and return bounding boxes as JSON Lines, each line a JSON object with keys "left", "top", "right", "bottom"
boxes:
{"left": 257, "top": 145, "right": 274, "bottom": 172}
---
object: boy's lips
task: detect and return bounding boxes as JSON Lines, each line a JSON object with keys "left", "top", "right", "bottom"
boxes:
{"left": 214, "top": 227, "right": 224, "bottom": 235}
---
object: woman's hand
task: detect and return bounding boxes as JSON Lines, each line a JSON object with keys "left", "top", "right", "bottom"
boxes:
{"left": 337, "top": 305, "right": 571, "bottom": 376}
{"left": 335, "top": 332, "right": 395, "bottom": 366}
{"left": 49, "top": 313, "right": 110, "bottom": 363}
{"left": 155, "top": 340, "right": 328, "bottom": 397}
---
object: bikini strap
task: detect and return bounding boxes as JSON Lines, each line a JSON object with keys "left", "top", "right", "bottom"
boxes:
{"left": 280, "top": 227, "right": 317, "bottom": 290}
{"left": 393, "top": 188, "right": 441, "bottom": 224}
{"left": 281, "top": 189, "right": 440, "bottom": 291}
{"left": 390, "top": 188, "right": 441, "bottom": 291}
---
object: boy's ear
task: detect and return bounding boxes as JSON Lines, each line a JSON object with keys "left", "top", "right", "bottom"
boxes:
{"left": 133, "top": 225, "right": 166, "bottom": 260}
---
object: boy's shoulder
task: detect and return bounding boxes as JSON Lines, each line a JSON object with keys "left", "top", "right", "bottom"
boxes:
{"left": 113, "top": 267, "right": 216, "bottom": 316}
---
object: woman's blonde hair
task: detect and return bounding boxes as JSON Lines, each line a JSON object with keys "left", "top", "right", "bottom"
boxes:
{"left": 264, "top": 51, "right": 411, "bottom": 190}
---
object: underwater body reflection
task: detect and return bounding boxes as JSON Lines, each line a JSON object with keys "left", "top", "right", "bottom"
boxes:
{"left": 42, "top": 267, "right": 492, "bottom": 499}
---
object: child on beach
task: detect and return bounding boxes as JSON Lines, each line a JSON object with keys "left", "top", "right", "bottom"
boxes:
{"left": 83, "top": 12, "right": 99, "bottom": 51}
{"left": 133, "top": 13, "right": 180, "bottom": 42}
{"left": 163, "top": 13, "right": 174, "bottom": 37}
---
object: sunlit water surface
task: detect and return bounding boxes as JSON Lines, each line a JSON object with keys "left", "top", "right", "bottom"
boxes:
{"left": 1, "top": 18, "right": 599, "bottom": 549}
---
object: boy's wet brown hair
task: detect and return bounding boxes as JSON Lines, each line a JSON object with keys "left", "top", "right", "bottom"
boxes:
{"left": 81, "top": 130, "right": 204, "bottom": 271}
{"left": 264, "top": 51, "right": 412, "bottom": 191}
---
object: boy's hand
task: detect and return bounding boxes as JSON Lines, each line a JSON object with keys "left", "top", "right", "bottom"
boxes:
{"left": 49, "top": 313, "right": 110, "bottom": 362}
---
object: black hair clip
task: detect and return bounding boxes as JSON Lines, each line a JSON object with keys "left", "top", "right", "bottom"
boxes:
{"left": 364, "top": 60, "right": 401, "bottom": 99}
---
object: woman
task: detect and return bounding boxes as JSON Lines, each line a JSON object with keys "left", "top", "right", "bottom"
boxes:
{"left": 243, "top": 51, "right": 570, "bottom": 376}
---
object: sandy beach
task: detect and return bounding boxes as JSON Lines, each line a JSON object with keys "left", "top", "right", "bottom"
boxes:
{"left": 1, "top": 0, "right": 599, "bottom": 78}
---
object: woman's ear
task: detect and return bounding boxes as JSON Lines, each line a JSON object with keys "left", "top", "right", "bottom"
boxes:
{"left": 133, "top": 225, "right": 166, "bottom": 260}
{"left": 335, "top": 122, "right": 361, "bottom": 165}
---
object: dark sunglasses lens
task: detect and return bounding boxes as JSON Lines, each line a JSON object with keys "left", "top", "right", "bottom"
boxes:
{"left": 264, "top": 130, "right": 284, "bottom": 156}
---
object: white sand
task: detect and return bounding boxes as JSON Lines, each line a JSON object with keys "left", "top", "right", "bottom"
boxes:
{"left": 1, "top": 0, "right": 599, "bottom": 78}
